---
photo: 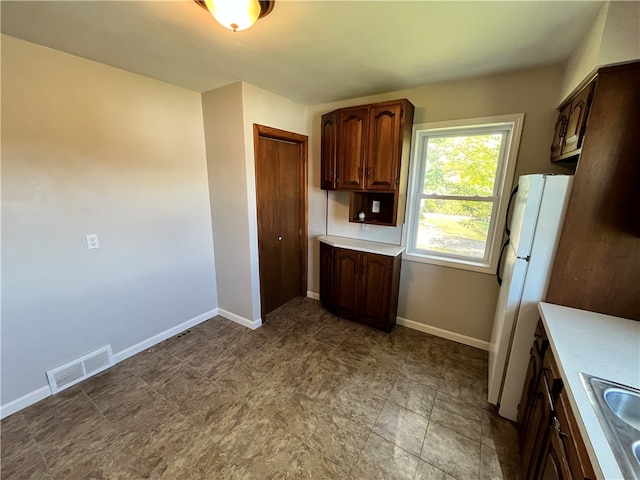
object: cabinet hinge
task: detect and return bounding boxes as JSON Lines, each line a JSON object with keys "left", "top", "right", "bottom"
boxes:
{"left": 395, "top": 178, "right": 399, "bottom": 185}
{"left": 400, "top": 109, "right": 404, "bottom": 118}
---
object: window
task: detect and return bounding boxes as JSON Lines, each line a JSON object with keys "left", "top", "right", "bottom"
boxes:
{"left": 404, "top": 114, "right": 524, "bottom": 273}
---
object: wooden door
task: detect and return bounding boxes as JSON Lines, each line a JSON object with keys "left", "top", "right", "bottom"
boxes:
{"left": 254, "top": 125, "right": 308, "bottom": 318}
{"left": 359, "top": 252, "right": 392, "bottom": 327}
{"left": 333, "top": 249, "right": 360, "bottom": 319}
{"left": 320, "top": 111, "right": 338, "bottom": 190}
{"left": 367, "top": 102, "right": 402, "bottom": 191}
{"left": 319, "top": 241, "right": 334, "bottom": 308}
{"left": 337, "top": 106, "right": 368, "bottom": 190}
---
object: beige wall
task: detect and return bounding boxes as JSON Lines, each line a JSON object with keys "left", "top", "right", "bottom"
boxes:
{"left": 202, "top": 82, "right": 307, "bottom": 323}
{"left": 241, "top": 83, "right": 308, "bottom": 318}
{"left": 561, "top": 1, "right": 640, "bottom": 101}
{"left": 308, "top": 64, "right": 565, "bottom": 343}
{"left": 1, "top": 35, "right": 217, "bottom": 405}
{"left": 201, "top": 83, "right": 255, "bottom": 322}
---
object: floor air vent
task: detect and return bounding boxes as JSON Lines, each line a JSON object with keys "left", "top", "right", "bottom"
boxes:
{"left": 46, "top": 345, "right": 114, "bottom": 394}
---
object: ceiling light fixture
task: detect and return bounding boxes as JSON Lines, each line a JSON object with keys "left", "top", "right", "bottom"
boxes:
{"left": 195, "top": 0, "right": 275, "bottom": 32}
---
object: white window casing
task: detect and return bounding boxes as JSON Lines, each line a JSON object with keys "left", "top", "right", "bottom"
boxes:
{"left": 402, "top": 114, "right": 524, "bottom": 273}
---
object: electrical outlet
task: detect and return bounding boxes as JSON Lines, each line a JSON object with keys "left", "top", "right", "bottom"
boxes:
{"left": 372, "top": 200, "right": 381, "bottom": 213}
{"left": 86, "top": 234, "right": 100, "bottom": 250}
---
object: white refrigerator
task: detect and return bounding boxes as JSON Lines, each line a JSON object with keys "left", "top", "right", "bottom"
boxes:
{"left": 487, "top": 174, "right": 573, "bottom": 421}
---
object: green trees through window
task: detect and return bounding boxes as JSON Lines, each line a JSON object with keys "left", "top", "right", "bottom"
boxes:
{"left": 406, "top": 114, "right": 523, "bottom": 271}
{"left": 417, "top": 133, "right": 503, "bottom": 258}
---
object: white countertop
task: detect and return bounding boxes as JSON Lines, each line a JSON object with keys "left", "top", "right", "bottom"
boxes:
{"left": 317, "top": 235, "right": 404, "bottom": 257}
{"left": 538, "top": 302, "right": 640, "bottom": 480}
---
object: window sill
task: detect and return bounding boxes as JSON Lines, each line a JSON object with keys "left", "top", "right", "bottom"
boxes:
{"left": 402, "top": 251, "right": 495, "bottom": 275}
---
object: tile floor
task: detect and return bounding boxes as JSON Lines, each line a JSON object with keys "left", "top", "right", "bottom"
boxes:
{"left": 1, "top": 297, "right": 522, "bottom": 480}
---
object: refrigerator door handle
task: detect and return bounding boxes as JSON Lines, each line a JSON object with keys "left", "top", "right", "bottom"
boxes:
{"left": 505, "top": 185, "right": 519, "bottom": 236}
{"left": 496, "top": 239, "right": 510, "bottom": 286}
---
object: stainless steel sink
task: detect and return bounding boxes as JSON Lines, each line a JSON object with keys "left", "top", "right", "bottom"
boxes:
{"left": 604, "top": 388, "right": 640, "bottom": 430}
{"left": 581, "top": 373, "right": 640, "bottom": 479}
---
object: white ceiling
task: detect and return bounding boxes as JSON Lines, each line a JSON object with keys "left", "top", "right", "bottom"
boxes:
{"left": 1, "top": 0, "right": 603, "bottom": 105}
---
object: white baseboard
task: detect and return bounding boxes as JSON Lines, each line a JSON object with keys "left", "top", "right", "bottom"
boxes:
{"left": 306, "top": 291, "right": 320, "bottom": 301}
{"left": 0, "top": 386, "right": 51, "bottom": 420}
{"left": 1, "top": 308, "right": 220, "bottom": 419}
{"left": 113, "top": 308, "right": 219, "bottom": 363}
{"left": 218, "top": 309, "right": 262, "bottom": 330}
{"left": 396, "top": 316, "right": 490, "bottom": 351}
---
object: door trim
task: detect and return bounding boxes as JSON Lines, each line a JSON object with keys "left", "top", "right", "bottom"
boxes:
{"left": 253, "top": 124, "right": 308, "bottom": 319}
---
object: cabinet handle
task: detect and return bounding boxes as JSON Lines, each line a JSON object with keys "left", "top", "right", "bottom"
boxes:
{"left": 560, "top": 118, "right": 568, "bottom": 138}
{"left": 553, "top": 417, "right": 569, "bottom": 439}
{"left": 366, "top": 167, "right": 371, "bottom": 179}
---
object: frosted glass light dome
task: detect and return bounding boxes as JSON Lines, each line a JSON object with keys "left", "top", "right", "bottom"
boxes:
{"left": 204, "top": 0, "right": 261, "bottom": 32}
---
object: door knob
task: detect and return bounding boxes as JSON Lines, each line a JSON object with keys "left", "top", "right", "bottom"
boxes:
{"left": 278, "top": 236, "right": 282, "bottom": 241}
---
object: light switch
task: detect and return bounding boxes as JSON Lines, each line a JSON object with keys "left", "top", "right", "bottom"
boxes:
{"left": 372, "top": 201, "right": 380, "bottom": 213}
{"left": 86, "top": 234, "right": 99, "bottom": 249}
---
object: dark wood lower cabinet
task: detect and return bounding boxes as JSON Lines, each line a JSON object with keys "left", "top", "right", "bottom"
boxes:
{"left": 319, "top": 241, "right": 401, "bottom": 331}
{"left": 518, "top": 321, "right": 595, "bottom": 480}
{"left": 538, "top": 424, "right": 573, "bottom": 480}
{"left": 319, "top": 241, "right": 334, "bottom": 308}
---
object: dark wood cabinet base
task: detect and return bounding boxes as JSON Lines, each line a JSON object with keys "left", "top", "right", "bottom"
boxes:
{"left": 319, "top": 241, "right": 401, "bottom": 332}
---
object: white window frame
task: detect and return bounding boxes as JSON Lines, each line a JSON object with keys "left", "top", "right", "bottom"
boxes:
{"left": 403, "top": 114, "right": 524, "bottom": 273}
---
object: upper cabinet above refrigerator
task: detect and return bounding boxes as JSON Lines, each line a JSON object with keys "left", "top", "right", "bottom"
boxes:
{"left": 547, "top": 61, "right": 640, "bottom": 321}
{"left": 550, "top": 81, "right": 595, "bottom": 165}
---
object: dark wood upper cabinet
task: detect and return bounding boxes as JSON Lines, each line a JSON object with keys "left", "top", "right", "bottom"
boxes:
{"left": 321, "top": 98, "right": 414, "bottom": 226}
{"left": 550, "top": 104, "right": 570, "bottom": 160}
{"left": 560, "top": 82, "right": 594, "bottom": 157}
{"left": 550, "top": 81, "right": 594, "bottom": 163}
{"left": 367, "top": 102, "right": 403, "bottom": 190}
{"left": 547, "top": 61, "right": 640, "bottom": 321}
{"left": 320, "top": 111, "right": 338, "bottom": 190}
{"left": 337, "top": 106, "right": 369, "bottom": 190}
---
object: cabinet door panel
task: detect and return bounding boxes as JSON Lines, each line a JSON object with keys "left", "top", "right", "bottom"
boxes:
{"left": 367, "top": 103, "right": 402, "bottom": 191}
{"left": 537, "top": 424, "right": 573, "bottom": 480}
{"left": 522, "top": 376, "right": 554, "bottom": 480}
{"left": 333, "top": 249, "right": 360, "bottom": 319}
{"left": 550, "top": 105, "right": 570, "bottom": 160}
{"left": 319, "top": 242, "right": 334, "bottom": 308}
{"left": 337, "top": 107, "right": 368, "bottom": 190}
{"left": 518, "top": 348, "right": 541, "bottom": 449}
{"left": 359, "top": 253, "right": 391, "bottom": 327}
{"left": 561, "top": 83, "right": 593, "bottom": 156}
{"left": 556, "top": 390, "right": 596, "bottom": 479}
{"left": 321, "top": 112, "right": 338, "bottom": 190}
